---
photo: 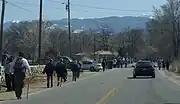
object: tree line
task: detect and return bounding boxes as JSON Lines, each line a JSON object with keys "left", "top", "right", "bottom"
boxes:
{"left": 2, "top": 0, "right": 179, "bottom": 63}
{"left": 2, "top": 20, "right": 149, "bottom": 62}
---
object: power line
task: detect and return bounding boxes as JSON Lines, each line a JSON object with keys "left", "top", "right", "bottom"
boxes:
{"left": 13, "top": 0, "right": 151, "bottom": 14}
{"left": 48, "top": 0, "right": 152, "bottom": 12}
{"left": 48, "top": 0, "right": 64, "bottom": 4}
{"left": 12, "top": 1, "right": 39, "bottom": 7}
{"left": 7, "top": 2, "right": 33, "bottom": 12}
{"left": 71, "top": 4, "right": 152, "bottom": 12}
{"left": 0, "top": 0, "right": 33, "bottom": 12}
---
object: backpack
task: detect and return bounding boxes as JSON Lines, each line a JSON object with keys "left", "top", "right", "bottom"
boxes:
{"left": 14, "top": 57, "right": 24, "bottom": 73}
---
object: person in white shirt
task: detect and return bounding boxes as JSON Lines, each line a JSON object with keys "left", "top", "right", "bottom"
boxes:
{"left": 113, "top": 59, "right": 117, "bottom": 68}
{"left": 11, "top": 52, "right": 31, "bottom": 99}
{"left": 4, "top": 57, "right": 15, "bottom": 91}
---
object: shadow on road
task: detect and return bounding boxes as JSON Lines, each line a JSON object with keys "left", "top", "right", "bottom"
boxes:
{"left": 127, "top": 76, "right": 153, "bottom": 79}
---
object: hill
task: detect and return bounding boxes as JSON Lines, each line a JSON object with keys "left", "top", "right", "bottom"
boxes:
{"left": 4, "top": 16, "right": 150, "bottom": 33}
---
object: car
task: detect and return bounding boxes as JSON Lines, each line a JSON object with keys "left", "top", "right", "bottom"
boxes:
{"left": 82, "top": 60, "right": 102, "bottom": 72}
{"left": 59, "top": 56, "right": 73, "bottom": 69}
{"left": 133, "top": 60, "right": 155, "bottom": 78}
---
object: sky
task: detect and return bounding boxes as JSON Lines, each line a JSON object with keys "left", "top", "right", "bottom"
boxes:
{"left": 0, "top": 0, "right": 166, "bottom": 21}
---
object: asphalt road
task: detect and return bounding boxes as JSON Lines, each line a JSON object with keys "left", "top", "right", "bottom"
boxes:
{"left": 1, "top": 68, "right": 180, "bottom": 104}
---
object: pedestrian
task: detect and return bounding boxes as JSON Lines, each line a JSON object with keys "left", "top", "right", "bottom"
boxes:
{"left": 55, "top": 58, "right": 67, "bottom": 86}
{"left": 76, "top": 60, "right": 81, "bottom": 78}
{"left": 157, "top": 60, "right": 161, "bottom": 70}
{"left": 4, "top": 57, "right": 13, "bottom": 91}
{"left": 113, "top": 59, "right": 117, "bottom": 68}
{"left": 162, "top": 60, "right": 165, "bottom": 70}
{"left": 102, "top": 60, "right": 106, "bottom": 72}
{"left": 71, "top": 60, "right": 79, "bottom": 81}
{"left": 165, "top": 60, "right": 170, "bottom": 70}
{"left": 43, "top": 59, "right": 54, "bottom": 88}
{"left": 120, "top": 59, "right": 123, "bottom": 68}
{"left": 9, "top": 56, "right": 15, "bottom": 91}
{"left": 11, "top": 52, "right": 31, "bottom": 99}
{"left": 117, "top": 58, "right": 120, "bottom": 68}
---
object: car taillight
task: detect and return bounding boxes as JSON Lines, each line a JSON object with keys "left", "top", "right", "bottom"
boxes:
{"left": 136, "top": 66, "right": 154, "bottom": 70}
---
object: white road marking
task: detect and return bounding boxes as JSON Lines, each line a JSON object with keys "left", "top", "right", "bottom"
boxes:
{"left": 158, "top": 70, "right": 180, "bottom": 87}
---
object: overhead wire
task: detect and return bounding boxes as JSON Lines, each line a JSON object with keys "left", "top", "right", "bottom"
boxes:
{"left": 47, "top": 0, "right": 152, "bottom": 12}
{"left": 7, "top": 1, "right": 33, "bottom": 12}
{"left": 12, "top": 1, "right": 39, "bottom": 7}
{"left": 8, "top": 0, "right": 152, "bottom": 14}
{"left": 0, "top": 0, "right": 33, "bottom": 12}
{"left": 2, "top": 0, "right": 153, "bottom": 20}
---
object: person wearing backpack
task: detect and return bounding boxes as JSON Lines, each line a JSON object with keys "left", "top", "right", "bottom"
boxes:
{"left": 11, "top": 52, "right": 31, "bottom": 99}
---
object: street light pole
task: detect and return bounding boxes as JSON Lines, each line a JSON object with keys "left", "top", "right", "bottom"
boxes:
{"left": 38, "top": 0, "right": 43, "bottom": 65}
{"left": 0, "top": 0, "right": 6, "bottom": 64}
{"left": 67, "top": 0, "right": 71, "bottom": 58}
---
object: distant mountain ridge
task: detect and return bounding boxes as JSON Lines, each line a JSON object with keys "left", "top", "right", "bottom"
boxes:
{"left": 4, "top": 16, "right": 150, "bottom": 33}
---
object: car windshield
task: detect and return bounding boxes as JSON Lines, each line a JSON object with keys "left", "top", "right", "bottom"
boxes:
{"left": 136, "top": 61, "right": 152, "bottom": 67}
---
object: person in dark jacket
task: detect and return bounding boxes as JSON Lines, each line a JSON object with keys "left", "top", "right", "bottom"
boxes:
{"left": 116, "top": 58, "right": 120, "bottom": 68}
{"left": 76, "top": 60, "right": 81, "bottom": 78}
{"left": 165, "top": 60, "right": 170, "bottom": 70}
{"left": 43, "top": 59, "right": 54, "bottom": 88}
{"left": 162, "top": 60, "right": 165, "bottom": 70}
{"left": 71, "top": 61, "right": 79, "bottom": 81}
{"left": 55, "top": 59, "right": 67, "bottom": 86}
{"left": 102, "top": 60, "right": 106, "bottom": 72}
{"left": 157, "top": 60, "right": 161, "bottom": 70}
{"left": 120, "top": 59, "right": 123, "bottom": 68}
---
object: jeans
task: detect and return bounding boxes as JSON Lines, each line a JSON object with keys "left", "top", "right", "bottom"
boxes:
{"left": 72, "top": 71, "right": 77, "bottom": 81}
{"left": 47, "top": 75, "right": 53, "bottom": 88}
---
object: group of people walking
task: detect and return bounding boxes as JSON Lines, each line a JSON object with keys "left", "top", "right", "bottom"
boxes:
{"left": 43, "top": 58, "right": 82, "bottom": 88}
{"left": 4, "top": 52, "right": 31, "bottom": 99}
{"left": 157, "top": 59, "right": 170, "bottom": 70}
{"left": 3, "top": 52, "right": 82, "bottom": 100}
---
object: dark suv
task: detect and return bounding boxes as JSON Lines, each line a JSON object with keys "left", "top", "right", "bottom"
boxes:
{"left": 133, "top": 61, "right": 155, "bottom": 78}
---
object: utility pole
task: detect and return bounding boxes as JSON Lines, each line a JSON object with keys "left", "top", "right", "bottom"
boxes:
{"left": 38, "top": 0, "right": 43, "bottom": 65}
{"left": 66, "top": 0, "right": 71, "bottom": 58}
{"left": 93, "top": 33, "right": 96, "bottom": 60}
{"left": 0, "top": 0, "right": 5, "bottom": 64}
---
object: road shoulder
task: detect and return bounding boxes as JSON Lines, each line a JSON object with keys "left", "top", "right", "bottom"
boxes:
{"left": 0, "top": 72, "right": 96, "bottom": 101}
{"left": 158, "top": 70, "right": 180, "bottom": 86}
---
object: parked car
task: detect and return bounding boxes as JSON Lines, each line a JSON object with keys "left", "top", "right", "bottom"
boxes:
{"left": 82, "top": 60, "right": 102, "bottom": 72}
{"left": 59, "top": 56, "right": 73, "bottom": 69}
{"left": 133, "top": 60, "right": 155, "bottom": 78}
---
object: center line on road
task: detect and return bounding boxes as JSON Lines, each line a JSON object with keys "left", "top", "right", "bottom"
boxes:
{"left": 96, "top": 84, "right": 120, "bottom": 104}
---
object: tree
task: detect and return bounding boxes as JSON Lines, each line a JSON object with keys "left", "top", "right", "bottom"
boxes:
{"left": 147, "top": 0, "right": 180, "bottom": 60}
{"left": 4, "top": 21, "right": 53, "bottom": 62}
